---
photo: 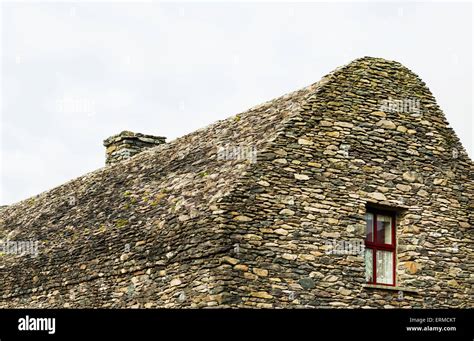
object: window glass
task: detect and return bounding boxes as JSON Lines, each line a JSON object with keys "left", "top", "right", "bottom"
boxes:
{"left": 376, "top": 250, "right": 393, "bottom": 285}
{"left": 365, "top": 248, "right": 373, "bottom": 282}
{"left": 365, "top": 213, "right": 374, "bottom": 242}
{"left": 376, "top": 214, "right": 392, "bottom": 244}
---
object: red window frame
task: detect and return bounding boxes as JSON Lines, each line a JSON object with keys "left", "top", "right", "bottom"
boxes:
{"left": 365, "top": 208, "right": 396, "bottom": 286}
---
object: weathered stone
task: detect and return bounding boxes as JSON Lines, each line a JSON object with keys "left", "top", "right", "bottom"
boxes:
{"left": 282, "top": 253, "right": 298, "bottom": 261}
{"left": 298, "top": 138, "right": 313, "bottom": 145}
{"left": 370, "top": 111, "right": 386, "bottom": 117}
{"left": 397, "top": 125, "right": 408, "bottom": 133}
{"left": 417, "top": 189, "right": 429, "bottom": 197}
{"left": 222, "top": 256, "right": 239, "bottom": 265}
{"left": 279, "top": 209, "right": 295, "bottom": 216}
{"left": 234, "top": 215, "right": 252, "bottom": 222}
{"left": 376, "top": 119, "right": 397, "bottom": 129}
{"left": 396, "top": 184, "right": 412, "bottom": 192}
{"left": 402, "top": 171, "right": 417, "bottom": 183}
{"left": 1, "top": 56, "right": 472, "bottom": 311}
{"left": 326, "top": 131, "right": 341, "bottom": 137}
{"left": 234, "top": 264, "right": 249, "bottom": 271}
{"left": 294, "top": 174, "right": 310, "bottom": 180}
{"left": 338, "top": 288, "right": 352, "bottom": 296}
{"left": 404, "top": 261, "right": 420, "bottom": 274}
{"left": 250, "top": 291, "right": 273, "bottom": 299}
{"left": 334, "top": 121, "right": 354, "bottom": 128}
{"left": 298, "top": 278, "right": 316, "bottom": 289}
{"left": 170, "top": 278, "right": 182, "bottom": 286}
{"left": 368, "top": 192, "right": 387, "bottom": 201}
{"left": 103, "top": 131, "right": 166, "bottom": 166}
{"left": 253, "top": 268, "right": 269, "bottom": 277}
{"left": 274, "top": 228, "right": 289, "bottom": 236}
{"left": 447, "top": 280, "right": 460, "bottom": 288}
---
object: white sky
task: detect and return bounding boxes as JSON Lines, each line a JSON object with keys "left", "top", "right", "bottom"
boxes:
{"left": 0, "top": 1, "right": 472, "bottom": 205}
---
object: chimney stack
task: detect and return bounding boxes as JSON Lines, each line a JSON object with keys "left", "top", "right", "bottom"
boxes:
{"left": 103, "top": 131, "right": 166, "bottom": 166}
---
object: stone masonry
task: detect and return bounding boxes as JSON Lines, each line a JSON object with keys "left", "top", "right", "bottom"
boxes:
{"left": 103, "top": 131, "right": 166, "bottom": 166}
{"left": 0, "top": 57, "right": 472, "bottom": 308}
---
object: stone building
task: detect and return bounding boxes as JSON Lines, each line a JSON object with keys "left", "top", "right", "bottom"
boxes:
{"left": 0, "top": 57, "right": 472, "bottom": 308}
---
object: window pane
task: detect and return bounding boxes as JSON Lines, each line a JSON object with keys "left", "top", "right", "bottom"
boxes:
{"left": 365, "top": 213, "right": 374, "bottom": 242}
{"left": 376, "top": 215, "right": 392, "bottom": 244}
{"left": 365, "top": 248, "right": 373, "bottom": 282}
{"left": 376, "top": 250, "right": 394, "bottom": 285}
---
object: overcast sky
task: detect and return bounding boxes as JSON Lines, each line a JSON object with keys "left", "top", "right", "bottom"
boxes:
{"left": 0, "top": 1, "right": 472, "bottom": 205}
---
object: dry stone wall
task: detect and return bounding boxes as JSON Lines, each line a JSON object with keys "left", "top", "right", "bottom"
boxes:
{"left": 103, "top": 131, "right": 166, "bottom": 166}
{"left": 0, "top": 57, "right": 472, "bottom": 308}
{"left": 215, "top": 57, "right": 473, "bottom": 308}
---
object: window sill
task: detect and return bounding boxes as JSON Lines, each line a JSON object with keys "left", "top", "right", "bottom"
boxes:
{"left": 362, "top": 284, "right": 419, "bottom": 294}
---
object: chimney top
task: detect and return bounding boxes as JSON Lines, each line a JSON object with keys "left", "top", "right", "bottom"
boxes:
{"left": 103, "top": 131, "right": 166, "bottom": 166}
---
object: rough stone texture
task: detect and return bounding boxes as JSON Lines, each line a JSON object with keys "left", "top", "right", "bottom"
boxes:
{"left": 0, "top": 57, "right": 472, "bottom": 308}
{"left": 103, "top": 131, "right": 166, "bottom": 165}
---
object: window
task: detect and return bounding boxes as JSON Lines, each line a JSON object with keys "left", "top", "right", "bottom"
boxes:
{"left": 365, "top": 209, "right": 396, "bottom": 286}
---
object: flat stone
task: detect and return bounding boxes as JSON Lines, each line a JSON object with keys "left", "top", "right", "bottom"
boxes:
{"left": 253, "top": 268, "right": 269, "bottom": 277}
{"left": 274, "top": 228, "right": 289, "bottom": 236}
{"left": 334, "top": 121, "right": 354, "bottom": 128}
{"left": 368, "top": 192, "right": 387, "bottom": 201}
{"left": 338, "top": 288, "right": 352, "bottom": 296}
{"left": 170, "top": 278, "right": 182, "bottom": 286}
{"left": 222, "top": 256, "right": 239, "bottom": 265}
{"left": 282, "top": 253, "right": 298, "bottom": 261}
{"left": 298, "top": 138, "right": 314, "bottom": 145}
{"left": 447, "top": 279, "right": 459, "bottom": 288}
{"left": 396, "top": 184, "right": 412, "bottom": 192}
{"left": 404, "top": 261, "right": 420, "bottom": 274}
{"left": 234, "top": 264, "right": 249, "bottom": 271}
{"left": 244, "top": 272, "right": 258, "bottom": 280}
{"left": 376, "top": 119, "right": 397, "bottom": 129}
{"left": 250, "top": 291, "right": 273, "bottom": 299}
{"left": 402, "top": 171, "right": 418, "bottom": 183}
{"left": 326, "top": 131, "right": 341, "bottom": 137}
{"left": 322, "top": 231, "right": 340, "bottom": 238}
{"left": 294, "top": 174, "right": 310, "bottom": 180}
{"left": 234, "top": 215, "right": 252, "bottom": 222}
{"left": 279, "top": 209, "right": 295, "bottom": 216}
{"left": 371, "top": 111, "right": 386, "bottom": 117}
{"left": 298, "top": 278, "right": 316, "bottom": 289}
{"left": 417, "top": 189, "right": 429, "bottom": 197}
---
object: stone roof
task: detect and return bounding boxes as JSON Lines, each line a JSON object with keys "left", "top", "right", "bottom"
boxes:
{"left": 1, "top": 56, "right": 472, "bottom": 307}
{"left": 0, "top": 61, "right": 323, "bottom": 301}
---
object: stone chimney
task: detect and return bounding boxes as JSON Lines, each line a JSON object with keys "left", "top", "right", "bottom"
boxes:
{"left": 103, "top": 131, "right": 166, "bottom": 166}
